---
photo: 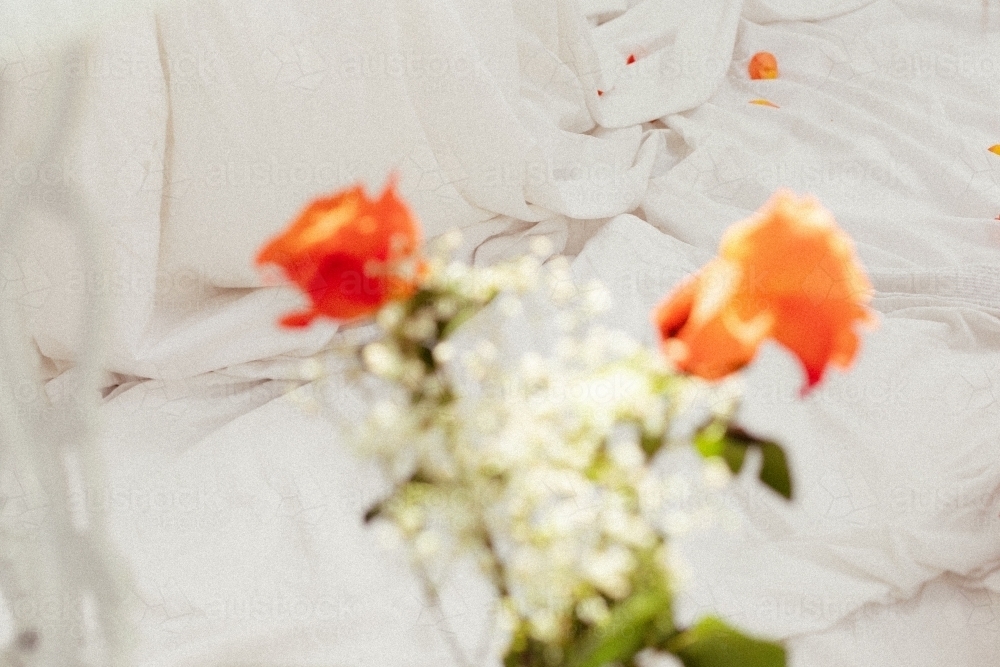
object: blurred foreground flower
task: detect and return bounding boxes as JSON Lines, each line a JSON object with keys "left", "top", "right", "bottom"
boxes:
{"left": 258, "top": 182, "right": 881, "bottom": 667}
{"left": 654, "top": 190, "right": 875, "bottom": 393}
{"left": 256, "top": 178, "right": 424, "bottom": 327}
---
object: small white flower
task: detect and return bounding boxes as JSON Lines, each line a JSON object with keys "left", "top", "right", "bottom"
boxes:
{"left": 376, "top": 302, "right": 407, "bottom": 331}
{"left": 582, "top": 281, "right": 611, "bottom": 316}
{"left": 519, "top": 352, "right": 547, "bottom": 386}
{"left": 395, "top": 505, "right": 425, "bottom": 535}
{"left": 363, "top": 342, "right": 401, "bottom": 377}
{"left": 529, "top": 235, "right": 555, "bottom": 258}
{"left": 702, "top": 457, "right": 733, "bottom": 489}
{"left": 635, "top": 649, "right": 685, "bottom": 667}
{"left": 512, "top": 256, "right": 542, "bottom": 291}
{"left": 414, "top": 530, "right": 441, "bottom": 559}
{"left": 298, "top": 358, "right": 324, "bottom": 381}
{"left": 528, "top": 609, "right": 562, "bottom": 644}
{"left": 608, "top": 428, "right": 642, "bottom": 470}
{"left": 432, "top": 341, "right": 455, "bottom": 364}
{"left": 551, "top": 281, "right": 578, "bottom": 305}
{"left": 583, "top": 545, "right": 634, "bottom": 600}
{"left": 444, "top": 260, "right": 470, "bottom": 283}
{"left": 370, "top": 400, "right": 402, "bottom": 429}
{"left": 436, "top": 228, "right": 463, "bottom": 254}
{"left": 576, "top": 596, "right": 610, "bottom": 626}
{"left": 498, "top": 294, "right": 523, "bottom": 318}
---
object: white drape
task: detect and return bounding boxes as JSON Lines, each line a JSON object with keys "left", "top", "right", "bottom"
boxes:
{"left": 2, "top": 0, "right": 999, "bottom": 665}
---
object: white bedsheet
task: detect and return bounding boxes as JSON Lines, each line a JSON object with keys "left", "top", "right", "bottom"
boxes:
{"left": 3, "top": 0, "right": 1000, "bottom": 664}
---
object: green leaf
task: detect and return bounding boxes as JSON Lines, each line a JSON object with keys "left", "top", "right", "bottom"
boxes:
{"left": 666, "top": 616, "right": 786, "bottom": 667}
{"left": 566, "top": 588, "right": 671, "bottom": 667}
{"left": 714, "top": 426, "right": 793, "bottom": 501}
{"left": 719, "top": 438, "right": 746, "bottom": 475}
{"left": 757, "top": 441, "right": 792, "bottom": 500}
{"left": 641, "top": 431, "right": 665, "bottom": 457}
{"left": 693, "top": 421, "right": 726, "bottom": 459}
{"left": 362, "top": 500, "right": 384, "bottom": 524}
{"left": 693, "top": 421, "right": 747, "bottom": 476}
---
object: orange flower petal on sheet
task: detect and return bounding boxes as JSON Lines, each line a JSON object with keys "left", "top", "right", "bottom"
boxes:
{"left": 749, "top": 98, "right": 780, "bottom": 108}
{"left": 256, "top": 179, "right": 424, "bottom": 327}
{"left": 748, "top": 52, "right": 779, "bottom": 80}
{"left": 653, "top": 190, "right": 875, "bottom": 393}
{"left": 654, "top": 261, "right": 773, "bottom": 381}
{"left": 989, "top": 144, "right": 1000, "bottom": 156}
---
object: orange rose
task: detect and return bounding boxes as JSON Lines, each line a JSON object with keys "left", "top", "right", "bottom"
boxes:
{"left": 748, "top": 52, "right": 778, "bottom": 80}
{"left": 256, "top": 179, "right": 424, "bottom": 328}
{"left": 654, "top": 190, "right": 875, "bottom": 393}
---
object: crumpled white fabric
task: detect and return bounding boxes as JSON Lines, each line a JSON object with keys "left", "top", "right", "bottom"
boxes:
{"left": 571, "top": 215, "right": 1000, "bottom": 657}
{"left": 9, "top": 0, "right": 892, "bottom": 380}
{"left": 3, "top": 0, "right": 1000, "bottom": 664}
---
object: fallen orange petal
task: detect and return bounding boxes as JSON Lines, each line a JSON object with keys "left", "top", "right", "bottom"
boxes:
{"left": 989, "top": 144, "right": 1000, "bottom": 156}
{"left": 750, "top": 99, "right": 780, "bottom": 108}
{"left": 749, "top": 52, "right": 779, "bottom": 80}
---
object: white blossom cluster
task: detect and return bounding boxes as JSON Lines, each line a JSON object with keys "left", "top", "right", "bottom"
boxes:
{"left": 349, "top": 232, "right": 737, "bottom": 653}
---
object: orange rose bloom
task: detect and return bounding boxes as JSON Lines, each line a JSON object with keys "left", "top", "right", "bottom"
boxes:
{"left": 256, "top": 180, "right": 424, "bottom": 328}
{"left": 748, "top": 52, "right": 779, "bottom": 80}
{"left": 653, "top": 190, "right": 875, "bottom": 393}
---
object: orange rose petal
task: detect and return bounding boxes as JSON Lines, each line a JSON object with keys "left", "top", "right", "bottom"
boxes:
{"left": 748, "top": 52, "right": 779, "bottom": 80}
{"left": 723, "top": 191, "right": 874, "bottom": 393}
{"left": 989, "top": 144, "right": 1000, "bottom": 156}
{"left": 654, "top": 190, "right": 874, "bottom": 393}
{"left": 257, "top": 180, "right": 424, "bottom": 327}
{"left": 750, "top": 98, "right": 780, "bottom": 108}
{"left": 653, "top": 261, "right": 771, "bottom": 381}
{"left": 653, "top": 275, "right": 698, "bottom": 340}
{"left": 679, "top": 316, "right": 765, "bottom": 380}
